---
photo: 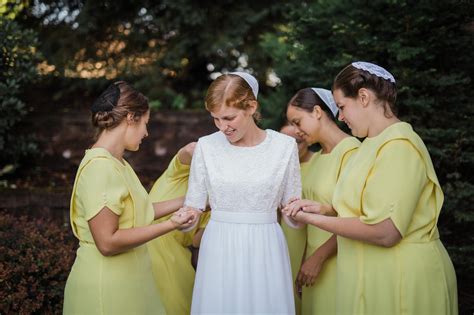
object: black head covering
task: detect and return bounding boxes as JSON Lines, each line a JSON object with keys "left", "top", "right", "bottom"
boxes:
{"left": 91, "top": 83, "right": 121, "bottom": 113}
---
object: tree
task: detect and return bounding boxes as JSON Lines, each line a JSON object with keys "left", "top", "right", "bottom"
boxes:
{"left": 19, "top": 0, "right": 295, "bottom": 110}
{"left": 0, "top": 2, "right": 42, "bottom": 172}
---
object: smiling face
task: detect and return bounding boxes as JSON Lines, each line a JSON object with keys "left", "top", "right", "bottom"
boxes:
{"left": 279, "top": 124, "right": 309, "bottom": 159}
{"left": 124, "top": 109, "right": 150, "bottom": 151}
{"left": 210, "top": 105, "right": 254, "bottom": 144}
{"left": 286, "top": 105, "right": 321, "bottom": 145}
{"left": 333, "top": 88, "right": 368, "bottom": 137}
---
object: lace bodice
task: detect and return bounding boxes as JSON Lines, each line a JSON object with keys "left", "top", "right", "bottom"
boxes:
{"left": 184, "top": 129, "right": 301, "bottom": 214}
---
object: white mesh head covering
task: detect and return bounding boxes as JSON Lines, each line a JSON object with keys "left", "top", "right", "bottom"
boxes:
{"left": 229, "top": 72, "right": 259, "bottom": 99}
{"left": 352, "top": 61, "right": 396, "bottom": 83}
{"left": 311, "top": 88, "right": 338, "bottom": 118}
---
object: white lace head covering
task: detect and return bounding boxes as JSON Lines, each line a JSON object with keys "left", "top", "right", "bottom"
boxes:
{"left": 229, "top": 72, "right": 259, "bottom": 99}
{"left": 351, "top": 61, "right": 396, "bottom": 83}
{"left": 311, "top": 88, "right": 338, "bottom": 117}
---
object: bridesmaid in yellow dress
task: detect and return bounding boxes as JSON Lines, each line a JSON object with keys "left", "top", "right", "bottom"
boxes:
{"left": 285, "top": 87, "right": 360, "bottom": 315}
{"left": 63, "top": 81, "right": 196, "bottom": 315}
{"left": 147, "top": 142, "right": 210, "bottom": 315}
{"left": 284, "top": 62, "right": 458, "bottom": 315}
{"left": 279, "top": 121, "right": 312, "bottom": 315}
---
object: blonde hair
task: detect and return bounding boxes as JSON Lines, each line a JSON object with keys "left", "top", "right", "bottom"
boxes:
{"left": 205, "top": 74, "right": 261, "bottom": 122}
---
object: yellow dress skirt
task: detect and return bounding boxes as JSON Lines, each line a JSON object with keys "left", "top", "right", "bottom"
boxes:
{"left": 147, "top": 154, "right": 210, "bottom": 315}
{"left": 300, "top": 137, "right": 360, "bottom": 315}
{"left": 332, "top": 122, "right": 458, "bottom": 315}
{"left": 280, "top": 159, "right": 310, "bottom": 315}
{"left": 63, "top": 148, "right": 165, "bottom": 314}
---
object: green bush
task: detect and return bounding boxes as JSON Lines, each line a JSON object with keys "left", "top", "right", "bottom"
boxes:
{"left": 0, "top": 211, "right": 76, "bottom": 314}
{"left": 0, "top": 16, "right": 41, "bottom": 170}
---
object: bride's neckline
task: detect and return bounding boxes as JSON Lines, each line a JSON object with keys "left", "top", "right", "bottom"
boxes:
{"left": 225, "top": 129, "right": 270, "bottom": 149}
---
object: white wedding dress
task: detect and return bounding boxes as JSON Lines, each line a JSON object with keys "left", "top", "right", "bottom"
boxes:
{"left": 185, "top": 129, "right": 301, "bottom": 315}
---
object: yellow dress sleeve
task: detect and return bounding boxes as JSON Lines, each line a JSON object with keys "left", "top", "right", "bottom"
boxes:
{"left": 337, "top": 147, "right": 358, "bottom": 180}
{"left": 167, "top": 154, "right": 191, "bottom": 181}
{"left": 76, "top": 158, "right": 129, "bottom": 220}
{"left": 361, "top": 140, "right": 427, "bottom": 236}
{"left": 198, "top": 211, "right": 211, "bottom": 229}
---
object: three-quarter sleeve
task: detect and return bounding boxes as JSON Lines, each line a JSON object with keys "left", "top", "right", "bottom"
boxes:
{"left": 361, "top": 140, "right": 427, "bottom": 237}
{"left": 281, "top": 141, "right": 303, "bottom": 228}
{"left": 167, "top": 154, "right": 191, "bottom": 181}
{"left": 281, "top": 141, "right": 302, "bottom": 205}
{"left": 184, "top": 140, "right": 208, "bottom": 210}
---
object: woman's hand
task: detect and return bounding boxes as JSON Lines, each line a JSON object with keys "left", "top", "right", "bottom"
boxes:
{"left": 170, "top": 208, "right": 197, "bottom": 230}
{"left": 283, "top": 199, "right": 334, "bottom": 217}
{"left": 174, "top": 206, "right": 202, "bottom": 231}
{"left": 296, "top": 251, "right": 325, "bottom": 287}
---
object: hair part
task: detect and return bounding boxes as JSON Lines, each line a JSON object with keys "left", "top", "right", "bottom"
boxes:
{"left": 91, "top": 81, "right": 149, "bottom": 137}
{"left": 205, "top": 74, "right": 261, "bottom": 122}
{"left": 287, "top": 88, "right": 337, "bottom": 122}
{"left": 333, "top": 64, "right": 398, "bottom": 117}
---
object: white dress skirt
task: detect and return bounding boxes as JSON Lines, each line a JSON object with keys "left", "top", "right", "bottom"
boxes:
{"left": 185, "top": 130, "right": 301, "bottom": 315}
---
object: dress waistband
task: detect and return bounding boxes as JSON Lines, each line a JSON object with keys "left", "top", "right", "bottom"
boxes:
{"left": 211, "top": 210, "right": 277, "bottom": 224}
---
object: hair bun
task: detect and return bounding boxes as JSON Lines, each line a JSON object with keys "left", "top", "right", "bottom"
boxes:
{"left": 91, "top": 83, "right": 120, "bottom": 113}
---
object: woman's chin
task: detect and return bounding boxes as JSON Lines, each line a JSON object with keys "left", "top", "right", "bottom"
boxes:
{"left": 126, "top": 145, "right": 140, "bottom": 152}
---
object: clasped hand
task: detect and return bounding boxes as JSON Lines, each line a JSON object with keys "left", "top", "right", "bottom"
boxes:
{"left": 171, "top": 206, "right": 202, "bottom": 231}
{"left": 170, "top": 207, "right": 201, "bottom": 230}
{"left": 282, "top": 198, "right": 331, "bottom": 220}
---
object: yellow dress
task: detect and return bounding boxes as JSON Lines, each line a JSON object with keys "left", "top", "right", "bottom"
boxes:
{"left": 147, "top": 154, "right": 210, "bottom": 315}
{"left": 301, "top": 137, "right": 360, "bottom": 315}
{"left": 63, "top": 148, "right": 165, "bottom": 314}
{"left": 281, "top": 159, "right": 311, "bottom": 315}
{"left": 332, "top": 122, "right": 458, "bottom": 315}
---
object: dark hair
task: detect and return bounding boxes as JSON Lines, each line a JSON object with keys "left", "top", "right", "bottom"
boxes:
{"left": 333, "top": 64, "right": 398, "bottom": 117}
{"left": 91, "top": 81, "right": 149, "bottom": 135}
{"left": 205, "top": 74, "right": 261, "bottom": 122}
{"left": 287, "top": 88, "right": 337, "bottom": 122}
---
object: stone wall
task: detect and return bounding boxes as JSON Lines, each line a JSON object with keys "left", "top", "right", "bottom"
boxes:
{"left": 1, "top": 109, "right": 217, "bottom": 219}
{"left": 27, "top": 109, "right": 216, "bottom": 181}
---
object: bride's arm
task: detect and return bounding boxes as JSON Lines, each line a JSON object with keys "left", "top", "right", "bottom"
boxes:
{"left": 280, "top": 141, "right": 304, "bottom": 229}
{"left": 181, "top": 140, "right": 208, "bottom": 232}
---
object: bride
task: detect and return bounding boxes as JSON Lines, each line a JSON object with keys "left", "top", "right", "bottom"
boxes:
{"left": 183, "top": 72, "right": 301, "bottom": 314}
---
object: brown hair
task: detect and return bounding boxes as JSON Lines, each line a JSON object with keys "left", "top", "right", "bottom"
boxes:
{"left": 333, "top": 64, "right": 398, "bottom": 117}
{"left": 91, "top": 81, "right": 149, "bottom": 136}
{"left": 205, "top": 74, "right": 261, "bottom": 122}
{"left": 287, "top": 88, "right": 337, "bottom": 122}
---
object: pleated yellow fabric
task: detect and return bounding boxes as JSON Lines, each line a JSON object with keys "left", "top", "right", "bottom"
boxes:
{"left": 300, "top": 137, "right": 360, "bottom": 315}
{"left": 332, "top": 122, "right": 458, "bottom": 315}
{"left": 147, "top": 154, "right": 209, "bottom": 315}
{"left": 64, "top": 148, "right": 165, "bottom": 315}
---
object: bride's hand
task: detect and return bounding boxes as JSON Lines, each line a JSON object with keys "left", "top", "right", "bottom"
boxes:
{"left": 175, "top": 206, "right": 202, "bottom": 231}
{"left": 170, "top": 209, "right": 196, "bottom": 229}
{"left": 282, "top": 198, "right": 311, "bottom": 217}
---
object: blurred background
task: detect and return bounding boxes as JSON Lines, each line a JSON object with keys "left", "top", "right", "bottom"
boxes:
{"left": 0, "top": 0, "right": 473, "bottom": 313}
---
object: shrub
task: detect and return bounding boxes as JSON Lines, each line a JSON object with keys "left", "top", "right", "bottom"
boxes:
{"left": 0, "top": 211, "right": 76, "bottom": 314}
{"left": 0, "top": 16, "right": 41, "bottom": 170}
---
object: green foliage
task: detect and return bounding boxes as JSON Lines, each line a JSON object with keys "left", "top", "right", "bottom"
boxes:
{"left": 24, "top": 0, "right": 295, "bottom": 110}
{"left": 0, "top": 211, "right": 76, "bottom": 314}
{"left": 259, "top": 1, "right": 474, "bottom": 312}
{"left": 3, "top": 0, "right": 473, "bottom": 311}
{"left": 0, "top": 16, "right": 41, "bottom": 168}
